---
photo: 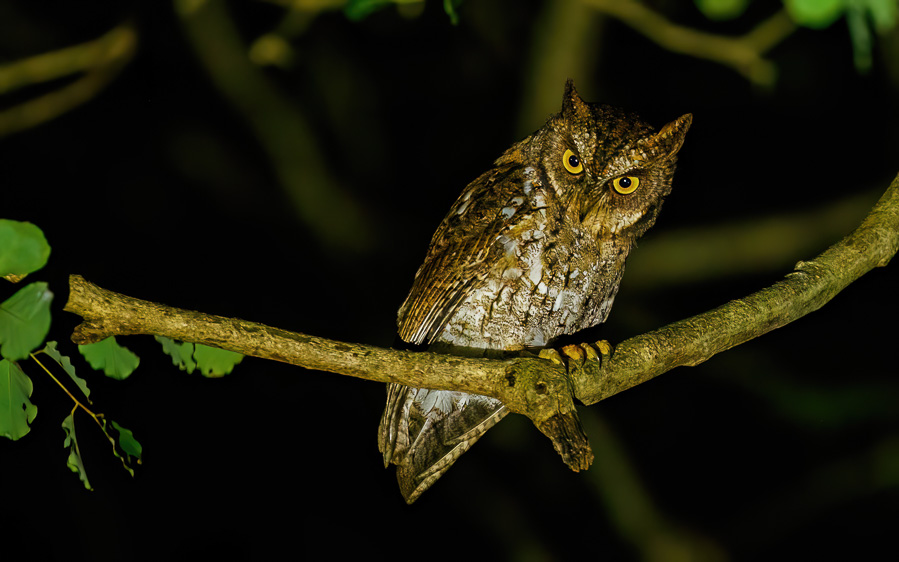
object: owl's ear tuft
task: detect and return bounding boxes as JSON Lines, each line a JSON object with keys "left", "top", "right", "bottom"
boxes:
{"left": 561, "top": 79, "right": 591, "bottom": 121}
{"left": 659, "top": 113, "right": 692, "bottom": 157}
{"left": 641, "top": 113, "right": 692, "bottom": 162}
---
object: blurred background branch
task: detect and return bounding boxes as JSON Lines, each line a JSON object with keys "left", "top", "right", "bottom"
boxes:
{"left": 626, "top": 188, "right": 880, "bottom": 291}
{"left": 0, "top": 21, "right": 136, "bottom": 138}
{"left": 175, "top": 0, "right": 373, "bottom": 252}
{"left": 582, "top": 409, "right": 728, "bottom": 562}
{"left": 251, "top": 0, "right": 348, "bottom": 68}
{"left": 517, "top": 0, "right": 606, "bottom": 134}
{"left": 582, "top": 0, "right": 796, "bottom": 87}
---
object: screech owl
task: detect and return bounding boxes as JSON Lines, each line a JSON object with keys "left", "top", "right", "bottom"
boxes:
{"left": 378, "top": 80, "right": 691, "bottom": 503}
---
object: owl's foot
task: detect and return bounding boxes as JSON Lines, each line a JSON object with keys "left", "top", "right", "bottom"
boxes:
{"left": 538, "top": 340, "right": 612, "bottom": 369}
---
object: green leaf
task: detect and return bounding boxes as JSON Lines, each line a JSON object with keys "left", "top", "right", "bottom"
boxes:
{"left": 865, "top": 0, "right": 897, "bottom": 30}
{"left": 156, "top": 336, "right": 197, "bottom": 374}
{"left": 695, "top": 0, "right": 750, "bottom": 20}
{"left": 194, "top": 344, "right": 243, "bottom": 378}
{"left": 157, "top": 337, "right": 242, "bottom": 377}
{"left": 103, "top": 418, "right": 141, "bottom": 476}
{"left": 0, "top": 282, "right": 52, "bottom": 361}
{"left": 847, "top": 0, "right": 873, "bottom": 71}
{"left": 109, "top": 420, "right": 142, "bottom": 463}
{"left": 785, "top": 0, "right": 846, "bottom": 28}
{"left": 443, "top": 0, "right": 463, "bottom": 24}
{"left": 344, "top": 0, "right": 395, "bottom": 20}
{"left": 62, "top": 412, "right": 92, "bottom": 490}
{"left": 78, "top": 337, "right": 140, "bottom": 380}
{"left": 42, "top": 341, "right": 91, "bottom": 402}
{"left": 0, "top": 220, "right": 51, "bottom": 282}
{"left": 0, "top": 359, "right": 38, "bottom": 440}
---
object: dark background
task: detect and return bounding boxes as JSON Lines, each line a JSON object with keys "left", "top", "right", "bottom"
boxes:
{"left": 3, "top": 1, "right": 898, "bottom": 560}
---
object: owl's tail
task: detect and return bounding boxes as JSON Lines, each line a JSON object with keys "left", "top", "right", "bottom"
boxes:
{"left": 377, "top": 383, "right": 508, "bottom": 503}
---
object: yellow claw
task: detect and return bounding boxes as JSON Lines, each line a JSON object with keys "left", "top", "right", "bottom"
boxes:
{"left": 582, "top": 343, "right": 600, "bottom": 361}
{"left": 560, "top": 344, "right": 586, "bottom": 363}
{"left": 539, "top": 340, "right": 613, "bottom": 369}
{"left": 595, "top": 340, "right": 612, "bottom": 356}
{"left": 538, "top": 348, "right": 565, "bottom": 365}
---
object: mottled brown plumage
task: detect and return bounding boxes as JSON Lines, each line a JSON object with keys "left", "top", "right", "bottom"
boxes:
{"left": 379, "top": 81, "right": 691, "bottom": 503}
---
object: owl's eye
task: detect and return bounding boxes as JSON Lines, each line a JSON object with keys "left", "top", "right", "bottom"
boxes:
{"left": 562, "top": 149, "right": 583, "bottom": 175}
{"left": 612, "top": 175, "right": 640, "bottom": 194}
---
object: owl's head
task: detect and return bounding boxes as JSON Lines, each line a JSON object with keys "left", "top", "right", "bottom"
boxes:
{"left": 530, "top": 80, "right": 691, "bottom": 246}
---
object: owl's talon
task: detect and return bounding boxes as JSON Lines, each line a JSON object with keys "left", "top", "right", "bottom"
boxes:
{"left": 595, "top": 339, "right": 612, "bottom": 357}
{"left": 580, "top": 343, "right": 600, "bottom": 361}
{"left": 538, "top": 348, "right": 565, "bottom": 365}
{"left": 539, "top": 341, "right": 612, "bottom": 370}
{"left": 559, "top": 344, "right": 586, "bottom": 365}
{"left": 543, "top": 340, "right": 614, "bottom": 371}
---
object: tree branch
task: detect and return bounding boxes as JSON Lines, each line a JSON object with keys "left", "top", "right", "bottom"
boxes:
{"left": 0, "top": 21, "right": 137, "bottom": 138}
{"left": 174, "top": 0, "right": 373, "bottom": 253}
{"left": 65, "top": 172, "right": 899, "bottom": 467}
{"left": 581, "top": 0, "right": 797, "bottom": 87}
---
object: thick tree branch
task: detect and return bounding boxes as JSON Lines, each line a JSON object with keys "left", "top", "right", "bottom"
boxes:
{"left": 65, "top": 273, "right": 582, "bottom": 462}
{"left": 572, "top": 172, "right": 899, "bottom": 404}
{"left": 65, "top": 172, "right": 899, "bottom": 466}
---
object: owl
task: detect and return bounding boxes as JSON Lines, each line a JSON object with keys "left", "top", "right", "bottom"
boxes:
{"left": 378, "top": 80, "right": 691, "bottom": 503}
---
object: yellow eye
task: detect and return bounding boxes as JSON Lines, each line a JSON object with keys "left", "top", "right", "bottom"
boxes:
{"left": 612, "top": 175, "right": 640, "bottom": 194}
{"left": 562, "top": 149, "right": 583, "bottom": 174}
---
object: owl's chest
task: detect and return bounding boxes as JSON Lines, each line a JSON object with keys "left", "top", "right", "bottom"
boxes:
{"left": 436, "top": 217, "right": 624, "bottom": 350}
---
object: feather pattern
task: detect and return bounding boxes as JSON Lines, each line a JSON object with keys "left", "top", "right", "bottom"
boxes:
{"left": 379, "top": 80, "right": 691, "bottom": 503}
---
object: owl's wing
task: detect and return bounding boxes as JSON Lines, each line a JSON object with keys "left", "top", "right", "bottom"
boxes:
{"left": 380, "top": 162, "right": 534, "bottom": 502}
{"left": 397, "top": 163, "right": 527, "bottom": 345}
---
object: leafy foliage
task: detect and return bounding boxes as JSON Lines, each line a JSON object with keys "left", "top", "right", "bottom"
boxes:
{"left": 155, "top": 336, "right": 196, "bottom": 373}
{"left": 0, "top": 220, "right": 145, "bottom": 487}
{"left": 0, "top": 359, "right": 38, "bottom": 440}
{"left": 443, "top": 0, "right": 462, "bottom": 24}
{"left": 193, "top": 343, "right": 244, "bottom": 378}
{"left": 784, "top": 0, "right": 845, "bottom": 27}
{"left": 345, "top": 0, "right": 462, "bottom": 23}
{"left": 0, "top": 219, "right": 247, "bottom": 489}
{"left": 782, "top": 0, "right": 897, "bottom": 71}
{"left": 693, "top": 0, "right": 899, "bottom": 73}
{"left": 0, "top": 282, "right": 52, "bottom": 361}
{"left": 844, "top": 0, "right": 897, "bottom": 70}
{"left": 62, "top": 412, "right": 92, "bottom": 490}
{"left": 0, "top": 202, "right": 258, "bottom": 495}
{"left": 344, "top": 0, "right": 395, "bottom": 20}
{"left": 43, "top": 341, "right": 91, "bottom": 401}
{"left": 78, "top": 337, "right": 140, "bottom": 380}
{"left": 0, "top": 219, "right": 51, "bottom": 282}
{"left": 105, "top": 419, "right": 142, "bottom": 475}
{"left": 156, "top": 336, "right": 243, "bottom": 378}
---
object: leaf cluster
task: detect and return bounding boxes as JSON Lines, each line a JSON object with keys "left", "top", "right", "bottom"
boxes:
{"left": 695, "top": 0, "right": 897, "bottom": 70}
{"left": 344, "top": 0, "right": 463, "bottom": 23}
{"left": 0, "top": 219, "right": 243, "bottom": 490}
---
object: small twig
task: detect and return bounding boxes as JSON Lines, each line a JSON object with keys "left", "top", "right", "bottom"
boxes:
{"left": 29, "top": 352, "right": 105, "bottom": 433}
{"left": 0, "top": 21, "right": 137, "bottom": 137}
{"left": 582, "top": 0, "right": 797, "bottom": 87}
